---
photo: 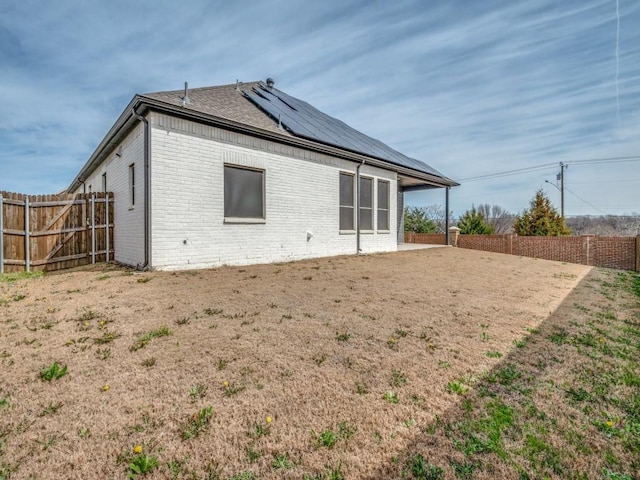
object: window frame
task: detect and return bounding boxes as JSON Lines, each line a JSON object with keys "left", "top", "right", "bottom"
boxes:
{"left": 359, "top": 176, "right": 374, "bottom": 233}
{"left": 377, "top": 179, "right": 390, "bottom": 233}
{"left": 339, "top": 172, "right": 355, "bottom": 233}
{"left": 223, "top": 164, "right": 266, "bottom": 224}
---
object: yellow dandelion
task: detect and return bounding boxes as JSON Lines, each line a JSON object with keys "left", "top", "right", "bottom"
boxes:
{"left": 222, "top": 381, "right": 229, "bottom": 387}
{"left": 389, "top": 337, "right": 396, "bottom": 343}
{"left": 102, "top": 385, "right": 110, "bottom": 391}
{"left": 266, "top": 416, "right": 272, "bottom": 424}
{"left": 606, "top": 420, "right": 613, "bottom": 428}
{"left": 83, "top": 321, "right": 89, "bottom": 327}
{"left": 133, "top": 445, "right": 142, "bottom": 454}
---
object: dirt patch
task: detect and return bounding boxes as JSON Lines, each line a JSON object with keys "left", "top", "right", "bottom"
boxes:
{"left": 0, "top": 248, "right": 596, "bottom": 478}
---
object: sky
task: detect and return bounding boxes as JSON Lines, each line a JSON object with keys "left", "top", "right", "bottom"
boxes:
{"left": 1, "top": 0, "right": 639, "bottom": 217}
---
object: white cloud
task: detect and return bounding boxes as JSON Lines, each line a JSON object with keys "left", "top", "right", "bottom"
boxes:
{"left": 0, "top": 0, "right": 638, "bottom": 215}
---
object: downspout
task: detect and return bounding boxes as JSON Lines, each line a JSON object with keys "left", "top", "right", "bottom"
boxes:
{"left": 133, "top": 108, "right": 150, "bottom": 270}
{"left": 445, "top": 186, "right": 450, "bottom": 245}
{"left": 81, "top": 181, "right": 86, "bottom": 194}
{"left": 356, "top": 160, "right": 365, "bottom": 253}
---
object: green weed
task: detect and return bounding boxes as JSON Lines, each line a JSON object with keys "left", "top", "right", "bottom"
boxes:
{"left": 181, "top": 406, "right": 214, "bottom": 440}
{"left": 0, "top": 271, "right": 43, "bottom": 282}
{"left": 40, "top": 362, "right": 68, "bottom": 381}
{"left": 355, "top": 382, "right": 369, "bottom": 395}
{"left": 189, "top": 384, "right": 207, "bottom": 402}
{"left": 204, "top": 307, "right": 223, "bottom": 315}
{"left": 272, "top": 454, "right": 293, "bottom": 470}
{"left": 127, "top": 453, "right": 158, "bottom": 479}
{"left": 446, "top": 380, "right": 469, "bottom": 395}
{"left": 247, "top": 422, "right": 270, "bottom": 440}
{"left": 130, "top": 326, "right": 172, "bottom": 351}
{"left": 316, "top": 429, "right": 338, "bottom": 448}
{"left": 39, "top": 401, "right": 63, "bottom": 416}
{"left": 141, "top": 357, "right": 156, "bottom": 367}
{"left": 409, "top": 453, "right": 445, "bottom": 480}
{"left": 383, "top": 391, "right": 399, "bottom": 404}
{"left": 391, "top": 369, "right": 408, "bottom": 387}
{"left": 485, "top": 351, "right": 503, "bottom": 358}
{"left": 336, "top": 331, "right": 350, "bottom": 342}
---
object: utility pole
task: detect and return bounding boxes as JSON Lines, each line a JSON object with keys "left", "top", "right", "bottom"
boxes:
{"left": 557, "top": 162, "right": 566, "bottom": 218}
{"left": 546, "top": 162, "right": 567, "bottom": 217}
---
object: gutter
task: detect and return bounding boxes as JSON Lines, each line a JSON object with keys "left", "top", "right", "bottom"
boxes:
{"left": 133, "top": 108, "right": 150, "bottom": 271}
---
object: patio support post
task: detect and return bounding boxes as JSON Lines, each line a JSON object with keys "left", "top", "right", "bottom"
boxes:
{"left": 445, "top": 186, "right": 450, "bottom": 245}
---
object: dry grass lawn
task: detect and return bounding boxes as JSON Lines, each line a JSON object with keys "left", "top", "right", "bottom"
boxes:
{"left": 0, "top": 248, "right": 638, "bottom": 479}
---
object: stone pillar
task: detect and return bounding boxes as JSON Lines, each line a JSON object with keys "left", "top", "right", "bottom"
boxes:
{"left": 583, "top": 234, "right": 595, "bottom": 266}
{"left": 449, "top": 226, "right": 460, "bottom": 247}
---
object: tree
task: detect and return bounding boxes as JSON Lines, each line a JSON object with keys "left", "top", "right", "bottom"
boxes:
{"left": 476, "top": 204, "right": 514, "bottom": 233}
{"left": 403, "top": 205, "right": 452, "bottom": 233}
{"left": 457, "top": 206, "right": 494, "bottom": 234}
{"left": 404, "top": 207, "right": 437, "bottom": 233}
{"left": 513, "top": 190, "right": 571, "bottom": 236}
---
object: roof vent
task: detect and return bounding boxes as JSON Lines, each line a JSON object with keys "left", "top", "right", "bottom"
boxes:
{"left": 266, "top": 78, "right": 275, "bottom": 89}
{"left": 181, "top": 81, "right": 191, "bottom": 106}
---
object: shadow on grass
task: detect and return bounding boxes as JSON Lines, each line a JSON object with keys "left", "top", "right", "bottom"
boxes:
{"left": 364, "top": 268, "right": 640, "bottom": 480}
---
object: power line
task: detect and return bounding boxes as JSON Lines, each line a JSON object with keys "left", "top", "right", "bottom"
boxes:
{"left": 458, "top": 156, "right": 640, "bottom": 182}
{"left": 564, "top": 186, "right": 609, "bottom": 215}
{"left": 459, "top": 163, "right": 557, "bottom": 182}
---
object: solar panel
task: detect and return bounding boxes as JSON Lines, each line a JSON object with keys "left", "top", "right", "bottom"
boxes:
{"left": 243, "top": 83, "right": 446, "bottom": 178}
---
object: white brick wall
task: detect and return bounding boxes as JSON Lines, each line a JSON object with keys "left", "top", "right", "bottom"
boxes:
{"left": 76, "top": 125, "right": 145, "bottom": 267}
{"left": 150, "top": 120, "right": 397, "bottom": 270}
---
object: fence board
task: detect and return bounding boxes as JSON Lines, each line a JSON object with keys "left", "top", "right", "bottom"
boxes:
{"left": 0, "top": 191, "right": 114, "bottom": 273}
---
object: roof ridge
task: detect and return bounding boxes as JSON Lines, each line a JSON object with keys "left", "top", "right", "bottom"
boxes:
{"left": 142, "top": 81, "right": 262, "bottom": 97}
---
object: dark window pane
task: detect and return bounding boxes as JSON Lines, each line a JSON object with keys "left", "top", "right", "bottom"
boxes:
{"left": 378, "top": 181, "right": 389, "bottom": 209}
{"left": 377, "top": 210, "right": 389, "bottom": 230}
{"left": 359, "top": 177, "right": 372, "bottom": 208}
{"left": 360, "top": 208, "right": 372, "bottom": 230}
{"left": 224, "top": 166, "right": 264, "bottom": 218}
{"left": 340, "top": 206, "right": 354, "bottom": 230}
{"left": 340, "top": 173, "right": 354, "bottom": 206}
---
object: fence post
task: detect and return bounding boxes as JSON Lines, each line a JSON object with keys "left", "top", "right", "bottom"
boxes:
{"left": 105, "top": 194, "right": 110, "bottom": 262}
{"left": 636, "top": 235, "right": 640, "bottom": 272}
{"left": 0, "top": 195, "right": 3, "bottom": 274}
{"left": 511, "top": 234, "right": 517, "bottom": 255}
{"left": 24, "top": 197, "right": 30, "bottom": 272}
{"left": 90, "top": 195, "right": 96, "bottom": 264}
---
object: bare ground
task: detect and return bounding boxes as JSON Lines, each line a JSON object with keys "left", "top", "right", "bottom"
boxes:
{"left": 0, "top": 247, "right": 634, "bottom": 479}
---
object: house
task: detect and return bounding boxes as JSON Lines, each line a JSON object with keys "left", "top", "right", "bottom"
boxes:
{"left": 68, "top": 79, "right": 458, "bottom": 270}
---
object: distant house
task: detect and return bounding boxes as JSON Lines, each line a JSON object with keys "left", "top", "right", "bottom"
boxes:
{"left": 68, "top": 79, "right": 457, "bottom": 270}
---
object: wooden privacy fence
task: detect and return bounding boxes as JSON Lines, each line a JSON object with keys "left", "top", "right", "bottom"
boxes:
{"left": 0, "top": 191, "right": 114, "bottom": 273}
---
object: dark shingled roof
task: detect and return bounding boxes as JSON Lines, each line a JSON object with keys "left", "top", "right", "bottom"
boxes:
{"left": 143, "top": 82, "right": 292, "bottom": 137}
{"left": 143, "top": 81, "right": 451, "bottom": 181}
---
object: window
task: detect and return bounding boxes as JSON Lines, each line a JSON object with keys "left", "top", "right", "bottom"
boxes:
{"left": 129, "top": 164, "right": 135, "bottom": 206}
{"left": 359, "top": 176, "right": 373, "bottom": 231}
{"left": 377, "top": 180, "right": 390, "bottom": 231}
{"left": 339, "top": 173, "right": 355, "bottom": 231}
{"left": 102, "top": 172, "right": 107, "bottom": 192}
{"left": 224, "top": 165, "right": 265, "bottom": 220}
